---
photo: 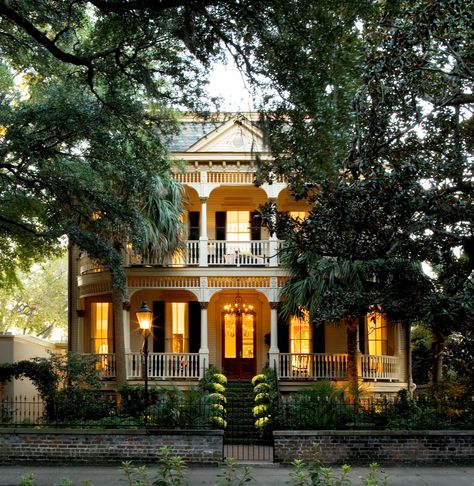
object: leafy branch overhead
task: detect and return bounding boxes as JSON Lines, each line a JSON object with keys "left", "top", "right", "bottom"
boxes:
{"left": 0, "top": 0, "right": 283, "bottom": 288}
{"left": 257, "top": 0, "right": 474, "bottom": 385}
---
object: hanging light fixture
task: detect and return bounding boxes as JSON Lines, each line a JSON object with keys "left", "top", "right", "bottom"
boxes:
{"left": 223, "top": 291, "right": 254, "bottom": 315}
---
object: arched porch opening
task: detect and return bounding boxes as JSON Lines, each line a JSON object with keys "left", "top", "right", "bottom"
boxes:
{"left": 208, "top": 289, "right": 271, "bottom": 379}
{"left": 126, "top": 289, "right": 201, "bottom": 380}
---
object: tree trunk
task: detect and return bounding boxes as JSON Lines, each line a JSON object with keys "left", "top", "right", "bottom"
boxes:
{"left": 346, "top": 317, "right": 359, "bottom": 401}
{"left": 430, "top": 328, "right": 446, "bottom": 386}
{"left": 112, "top": 285, "right": 127, "bottom": 389}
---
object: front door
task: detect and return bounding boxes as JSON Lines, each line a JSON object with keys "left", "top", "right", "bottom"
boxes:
{"left": 222, "top": 311, "right": 256, "bottom": 379}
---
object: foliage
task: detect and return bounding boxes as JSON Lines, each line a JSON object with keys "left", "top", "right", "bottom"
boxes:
{"left": 252, "top": 367, "right": 278, "bottom": 432}
{"left": 120, "top": 384, "right": 217, "bottom": 429}
{"left": 363, "top": 389, "right": 474, "bottom": 431}
{"left": 122, "top": 447, "right": 188, "bottom": 486}
{"left": 287, "top": 444, "right": 389, "bottom": 486}
{"left": 215, "top": 457, "right": 254, "bottom": 486}
{"left": 0, "top": 0, "right": 284, "bottom": 288}
{"left": 257, "top": 0, "right": 474, "bottom": 386}
{"left": 277, "top": 382, "right": 354, "bottom": 430}
{"left": 0, "top": 352, "right": 110, "bottom": 422}
{"left": 199, "top": 365, "right": 227, "bottom": 428}
{"left": 0, "top": 254, "right": 67, "bottom": 337}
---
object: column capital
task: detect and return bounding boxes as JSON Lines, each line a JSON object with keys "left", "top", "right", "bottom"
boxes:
{"left": 199, "top": 196, "right": 208, "bottom": 204}
{"left": 199, "top": 301, "right": 209, "bottom": 310}
{"left": 270, "top": 302, "right": 280, "bottom": 310}
{"left": 122, "top": 301, "right": 131, "bottom": 312}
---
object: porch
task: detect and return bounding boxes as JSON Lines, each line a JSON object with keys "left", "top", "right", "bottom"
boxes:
{"left": 125, "top": 240, "right": 281, "bottom": 268}
{"left": 93, "top": 352, "right": 401, "bottom": 382}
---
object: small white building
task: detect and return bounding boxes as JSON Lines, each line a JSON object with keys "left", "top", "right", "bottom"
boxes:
{"left": 0, "top": 333, "right": 66, "bottom": 400}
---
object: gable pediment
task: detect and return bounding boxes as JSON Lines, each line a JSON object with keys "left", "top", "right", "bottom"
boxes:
{"left": 187, "top": 117, "right": 267, "bottom": 153}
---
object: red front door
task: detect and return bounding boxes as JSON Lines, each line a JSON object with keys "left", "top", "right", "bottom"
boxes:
{"left": 222, "top": 311, "right": 256, "bottom": 379}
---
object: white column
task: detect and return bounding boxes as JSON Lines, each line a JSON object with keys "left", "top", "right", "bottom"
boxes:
{"left": 199, "top": 302, "right": 210, "bottom": 378}
{"left": 268, "top": 198, "right": 279, "bottom": 267}
{"left": 199, "top": 197, "right": 208, "bottom": 267}
{"left": 123, "top": 304, "right": 131, "bottom": 354}
{"left": 269, "top": 302, "right": 280, "bottom": 373}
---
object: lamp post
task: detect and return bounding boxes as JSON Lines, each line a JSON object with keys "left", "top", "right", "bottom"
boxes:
{"left": 136, "top": 301, "right": 152, "bottom": 420}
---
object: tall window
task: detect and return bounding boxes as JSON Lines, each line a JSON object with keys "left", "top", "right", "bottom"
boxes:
{"left": 91, "top": 302, "right": 110, "bottom": 354}
{"left": 227, "top": 211, "right": 250, "bottom": 241}
{"left": 366, "top": 312, "right": 388, "bottom": 355}
{"left": 172, "top": 303, "right": 188, "bottom": 353}
{"left": 290, "top": 311, "right": 311, "bottom": 354}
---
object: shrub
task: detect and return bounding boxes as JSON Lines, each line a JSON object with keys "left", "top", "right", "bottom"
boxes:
{"left": 252, "top": 367, "right": 278, "bottom": 433}
{"left": 199, "top": 366, "right": 227, "bottom": 428}
{"left": 278, "top": 381, "right": 354, "bottom": 430}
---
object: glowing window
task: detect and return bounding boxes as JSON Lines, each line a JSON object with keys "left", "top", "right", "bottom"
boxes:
{"left": 366, "top": 311, "right": 388, "bottom": 356}
{"left": 172, "top": 303, "right": 188, "bottom": 353}
{"left": 290, "top": 312, "right": 311, "bottom": 354}
{"left": 227, "top": 211, "right": 250, "bottom": 241}
{"left": 224, "top": 313, "right": 237, "bottom": 358}
{"left": 91, "top": 302, "right": 110, "bottom": 354}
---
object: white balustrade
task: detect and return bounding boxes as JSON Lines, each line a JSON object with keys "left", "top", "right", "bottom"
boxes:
{"left": 126, "top": 353, "right": 201, "bottom": 379}
{"left": 360, "top": 354, "right": 400, "bottom": 381}
{"left": 278, "top": 353, "right": 348, "bottom": 380}
{"left": 91, "top": 354, "right": 116, "bottom": 378}
{"left": 207, "top": 240, "right": 270, "bottom": 266}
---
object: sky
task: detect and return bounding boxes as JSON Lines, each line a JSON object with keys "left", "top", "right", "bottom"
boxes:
{"left": 207, "top": 62, "right": 258, "bottom": 112}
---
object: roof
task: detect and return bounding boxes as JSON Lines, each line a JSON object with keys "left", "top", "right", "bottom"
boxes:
{"left": 164, "top": 114, "right": 267, "bottom": 153}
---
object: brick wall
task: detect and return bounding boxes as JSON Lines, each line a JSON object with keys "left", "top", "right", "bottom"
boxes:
{"left": 0, "top": 429, "right": 223, "bottom": 465}
{"left": 273, "top": 430, "right": 474, "bottom": 465}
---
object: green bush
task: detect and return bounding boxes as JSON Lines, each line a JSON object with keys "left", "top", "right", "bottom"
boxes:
{"left": 278, "top": 381, "right": 354, "bottom": 430}
{"left": 199, "top": 366, "right": 227, "bottom": 428}
{"left": 252, "top": 367, "right": 278, "bottom": 433}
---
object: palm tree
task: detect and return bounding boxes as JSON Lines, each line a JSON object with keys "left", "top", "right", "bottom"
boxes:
{"left": 279, "top": 241, "right": 431, "bottom": 397}
{"left": 111, "top": 175, "right": 184, "bottom": 387}
{"left": 279, "top": 246, "right": 368, "bottom": 397}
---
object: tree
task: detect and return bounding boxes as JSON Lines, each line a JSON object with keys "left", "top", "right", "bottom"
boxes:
{"left": 0, "top": 255, "right": 67, "bottom": 337}
{"left": 0, "top": 0, "right": 286, "bottom": 287}
{"left": 258, "top": 0, "right": 474, "bottom": 387}
{"left": 0, "top": 0, "right": 291, "bottom": 385}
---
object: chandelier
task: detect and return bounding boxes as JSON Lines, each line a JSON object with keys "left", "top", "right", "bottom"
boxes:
{"left": 223, "top": 292, "right": 254, "bottom": 314}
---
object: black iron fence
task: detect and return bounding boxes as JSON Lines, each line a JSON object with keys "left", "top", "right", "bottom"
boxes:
{"left": 0, "top": 396, "right": 44, "bottom": 425}
{"left": 0, "top": 393, "right": 221, "bottom": 429}
{"left": 274, "top": 393, "right": 474, "bottom": 430}
{"left": 1, "top": 392, "right": 472, "bottom": 431}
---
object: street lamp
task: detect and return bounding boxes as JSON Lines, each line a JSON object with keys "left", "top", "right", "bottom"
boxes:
{"left": 136, "top": 301, "right": 152, "bottom": 419}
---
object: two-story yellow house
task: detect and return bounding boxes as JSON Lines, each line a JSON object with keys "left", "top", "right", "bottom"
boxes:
{"left": 69, "top": 113, "right": 410, "bottom": 395}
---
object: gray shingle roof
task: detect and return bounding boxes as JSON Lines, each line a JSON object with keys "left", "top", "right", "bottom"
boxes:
{"left": 165, "top": 121, "right": 223, "bottom": 152}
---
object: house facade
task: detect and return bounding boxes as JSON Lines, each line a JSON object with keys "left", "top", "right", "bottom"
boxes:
{"left": 69, "top": 113, "right": 410, "bottom": 395}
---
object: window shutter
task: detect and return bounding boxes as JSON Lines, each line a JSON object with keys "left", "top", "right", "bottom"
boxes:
{"left": 215, "top": 211, "right": 226, "bottom": 240}
{"left": 313, "top": 322, "right": 325, "bottom": 353}
{"left": 277, "top": 313, "right": 289, "bottom": 353}
{"left": 152, "top": 301, "right": 165, "bottom": 353}
{"left": 250, "top": 211, "right": 261, "bottom": 241}
{"left": 188, "top": 211, "right": 200, "bottom": 240}
{"left": 188, "top": 301, "right": 201, "bottom": 353}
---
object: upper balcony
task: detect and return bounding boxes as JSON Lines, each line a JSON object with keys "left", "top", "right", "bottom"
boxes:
{"left": 80, "top": 239, "right": 282, "bottom": 275}
{"left": 125, "top": 239, "right": 281, "bottom": 268}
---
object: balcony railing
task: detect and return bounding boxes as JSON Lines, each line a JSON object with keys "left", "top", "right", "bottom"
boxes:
{"left": 360, "top": 354, "right": 400, "bottom": 381}
{"left": 94, "top": 353, "right": 117, "bottom": 379}
{"left": 279, "top": 353, "right": 349, "bottom": 380}
{"left": 207, "top": 240, "right": 270, "bottom": 266}
{"left": 279, "top": 353, "right": 400, "bottom": 381}
{"left": 126, "top": 353, "right": 201, "bottom": 379}
{"left": 91, "top": 352, "right": 400, "bottom": 382}
{"left": 124, "top": 239, "right": 278, "bottom": 268}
